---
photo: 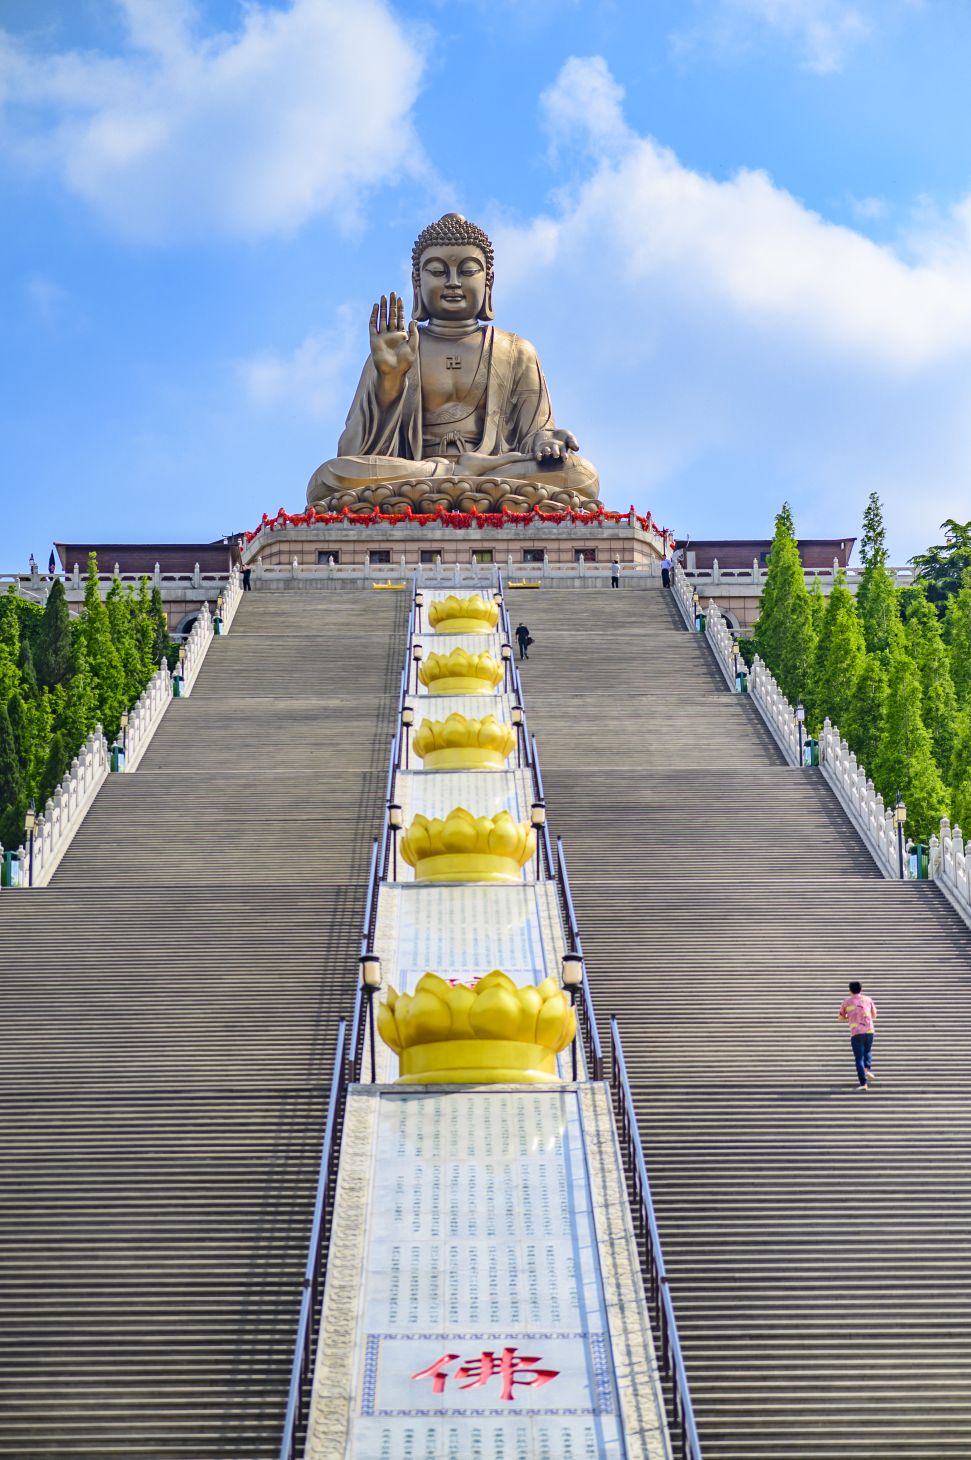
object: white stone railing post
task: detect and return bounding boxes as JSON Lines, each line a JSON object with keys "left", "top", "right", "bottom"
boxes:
{"left": 930, "top": 818, "right": 971, "bottom": 928}
{"left": 179, "top": 601, "right": 213, "bottom": 696}
{"left": 123, "top": 665, "right": 173, "bottom": 773}
{"left": 670, "top": 559, "right": 696, "bottom": 630}
{"left": 816, "top": 719, "right": 898, "bottom": 878}
{"left": 219, "top": 564, "right": 242, "bottom": 632}
{"left": 17, "top": 727, "right": 110, "bottom": 887}
{"left": 747, "top": 657, "right": 801, "bottom": 766}
{"left": 702, "top": 600, "right": 737, "bottom": 690}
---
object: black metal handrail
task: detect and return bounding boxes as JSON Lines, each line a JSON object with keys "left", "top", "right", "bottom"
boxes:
{"left": 554, "top": 837, "right": 604, "bottom": 1080}
{"left": 610, "top": 1018, "right": 703, "bottom": 1460}
{"left": 279, "top": 1019, "right": 349, "bottom": 1460}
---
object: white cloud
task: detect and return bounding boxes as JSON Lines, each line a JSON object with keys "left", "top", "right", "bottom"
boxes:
{"left": 237, "top": 304, "right": 360, "bottom": 418}
{"left": 540, "top": 55, "right": 630, "bottom": 157}
{"left": 0, "top": 0, "right": 428, "bottom": 241}
{"left": 678, "top": 0, "right": 872, "bottom": 72}
{"left": 488, "top": 57, "right": 971, "bottom": 556}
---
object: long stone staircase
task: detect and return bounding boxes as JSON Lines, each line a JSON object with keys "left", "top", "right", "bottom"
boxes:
{"left": 518, "top": 583, "right": 971, "bottom": 1459}
{"left": 0, "top": 592, "right": 404, "bottom": 1458}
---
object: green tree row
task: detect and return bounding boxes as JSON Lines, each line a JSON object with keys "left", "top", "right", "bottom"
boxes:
{"left": 0, "top": 554, "right": 176, "bottom": 853}
{"left": 752, "top": 498, "right": 971, "bottom": 842}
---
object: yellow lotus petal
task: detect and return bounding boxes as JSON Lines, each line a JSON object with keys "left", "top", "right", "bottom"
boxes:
{"left": 440, "top": 815, "right": 479, "bottom": 854}
{"left": 487, "top": 816, "right": 520, "bottom": 856}
{"left": 386, "top": 985, "right": 399, "bottom": 1010}
{"left": 537, "top": 990, "right": 572, "bottom": 1052}
{"left": 469, "top": 984, "right": 523, "bottom": 1041}
{"left": 517, "top": 984, "right": 543, "bottom": 1040}
{"left": 405, "top": 989, "right": 453, "bottom": 1044}
{"left": 475, "top": 970, "right": 518, "bottom": 996}
{"left": 523, "top": 826, "right": 537, "bottom": 863}
{"left": 377, "top": 1000, "right": 403, "bottom": 1053}
{"left": 537, "top": 977, "right": 559, "bottom": 1001}
{"left": 476, "top": 716, "right": 502, "bottom": 750}
{"left": 447, "top": 982, "right": 476, "bottom": 1037}
{"left": 414, "top": 972, "right": 453, "bottom": 1003}
{"left": 442, "top": 714, "right": 469, "bottom": 747}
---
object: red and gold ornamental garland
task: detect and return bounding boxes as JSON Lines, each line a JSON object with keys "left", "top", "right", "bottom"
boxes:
{"left": 244, "top": 502, "right": 673, "bottom": 543}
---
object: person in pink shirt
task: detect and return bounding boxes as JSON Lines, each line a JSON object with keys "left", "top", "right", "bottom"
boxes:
{"left": 839, "top": 980, "right": 878, "bottom": 1090}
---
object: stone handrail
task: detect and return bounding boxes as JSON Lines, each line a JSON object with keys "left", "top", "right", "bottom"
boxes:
{"left": 817, "top": 720, "right": 899, "bottom": 878}
{"left": 929, "top": 820, "right": 971, "bottom": 927}
{"left": 219, "top": 564, "right": 242, "bottom": 631}
{"left": 670, "top": 558, "right": 696, "bottom": 629}
{"left": 14, "top": 729, "right": 110, "bottom": 887}
{"left": 702, "top": 598, "right": 738, "bottom": 690}
{"left": 747, "top": 657, "right": 801, "bottom": 766}
{"left": 683, "top": 561, "right": 915, "bottom": 588}
{"left": 179, "top": 601, "right": 213, "bottom": 695}
{"left": 124, "top": 666, "right": 173, "bottom": 773}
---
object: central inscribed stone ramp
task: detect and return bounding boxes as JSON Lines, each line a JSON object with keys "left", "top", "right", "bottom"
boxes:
{"left": 303, "top": 586, "right": 669, "bottom": 1460}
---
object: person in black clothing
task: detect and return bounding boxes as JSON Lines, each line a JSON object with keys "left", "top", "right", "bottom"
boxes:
{"left": 242, "top": 567, "right": 252, "bottom": 591}
{"left": 516, "top": 622, "right": 531, "bottom": 661}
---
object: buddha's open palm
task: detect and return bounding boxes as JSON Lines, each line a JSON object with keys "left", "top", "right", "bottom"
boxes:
{"left": 369, "top": 293, "right": 419, "bottom": 379}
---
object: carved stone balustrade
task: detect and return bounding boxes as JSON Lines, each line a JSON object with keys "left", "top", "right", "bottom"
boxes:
{"left": 930, "top": 819, "right": 971, "bottom": 928}
{"left": 14, "top": 729, "right": 109, "bottom": 887}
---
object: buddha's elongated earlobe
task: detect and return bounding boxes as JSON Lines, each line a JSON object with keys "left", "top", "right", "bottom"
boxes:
{"left": 479, "top": 280, "right": 495, "bottom": 322}
{"left": 412, "top": 282, "right": 429, "bottom": 322}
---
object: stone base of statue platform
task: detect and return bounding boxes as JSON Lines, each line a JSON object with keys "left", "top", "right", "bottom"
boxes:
{"left": 241, "top": 506, "right": 672, "bottom": 580}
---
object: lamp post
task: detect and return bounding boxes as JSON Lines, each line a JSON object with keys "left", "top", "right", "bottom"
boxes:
{"left": 414, "top": 590, "right": 424, "bottom": 632}
{"left": 401, "top": 705, "right": 414, "bottom": 769}
{"left": 24, "top": 802, "right": 36, "bottom": 888}
{"left": 388, "top": 802, "right": 403, "bottom": 880}
{"left": 174, "top": 644, "right": 187, "bottom": 696}
{"left": 796, "top": 703, "right": 805, "bottom": 765}
{"left": 692, "top": 590, "right": 701, "bottom": 632}
{"left": 214, "top": 593, "right": 224, "bottom": 635}
{"left": 561, "top": 952, "right": 583, "bottom": 1082}
{"left": 894, "top": 793, "right": 907, "bottom": 879}
{"left": 412, "top": 642, "right": 423, "bottom": 694}
{"left": 511, "top": 703, "right": 524, "bottom": 768}
{"left": 530, "top": 800, "right": 546, "bottom": 878}
{"left": 359, "top": 953, "right": 382, "bottom": 1083}
{"left": 501, "top": 642, "right": 512, "bottom": 690}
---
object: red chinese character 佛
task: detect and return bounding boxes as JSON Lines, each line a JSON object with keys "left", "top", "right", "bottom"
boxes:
{"left": 411, "top": 1347, "right": 558, "bottom": 1402}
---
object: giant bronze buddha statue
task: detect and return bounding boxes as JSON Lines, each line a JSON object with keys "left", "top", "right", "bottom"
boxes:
{"left": 307, "top": 213, "right": 600, "bottom": 515}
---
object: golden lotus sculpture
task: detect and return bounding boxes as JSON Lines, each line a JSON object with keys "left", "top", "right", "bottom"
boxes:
{"left": 427, "top": 593, "right": 500, "bottom": 635}
{"left": 418, "top": 648, "right": 504, "bottom": 696}
{"left": 413, "top": 712, "right": 516, "bottom": 770}
{"left": 401, "top": 806, "right": 535, "bottom": 883}
{"left": 378, "top": 970, "right": 576, "bottom": 1085}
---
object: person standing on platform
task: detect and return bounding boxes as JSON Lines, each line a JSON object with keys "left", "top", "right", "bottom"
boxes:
{"left": 660, "top": 553, "right": 672, "bottom": 588}
{"left": 48, "top": 549, "right": 57, "bottom": 577}
{"left": 611, "top": 558, "right": 621, "bottom": 588}
{"left": 839, "top": 981, "right": 878, "bottom": 1090}
{"left": 516, "top": 621, "right": 531, "bottom": 661}
{"left": 242, "top": 566, "right": 252, "bottom": 591}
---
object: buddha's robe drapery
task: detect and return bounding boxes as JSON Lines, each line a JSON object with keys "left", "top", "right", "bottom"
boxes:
{"left": 307, "top": 326, "right": 599, "bottom": 504}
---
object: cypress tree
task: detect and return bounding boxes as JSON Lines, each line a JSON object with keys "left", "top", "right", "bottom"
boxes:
{"left": 856, "top": 493, "right": 900, "bottom": 657}
{"left": 59, "top": 631, "right": 98, "bottom": 753}
{"left": 36, "top": 577, "right": 73, "bottom": 688}
{"left": 812, "top": 573, "right": 865, "bottom": 733}
{"left": 844, "top": 653, "right": 889, "bottom": 774}
{"left": 136, "top": 578, "right": 157, "bottom": 682}
{"left": 944, "top": 576, "right": 971, "bottom": 705}
{"left": 874, "top": 650, "right": 949, "bottom": 839}
{"left": 18, "top": 637, "right": 39, "bottom": 700}
{"left": 0, "top": 700, "right": 26, "bottom": 852}
{"left": 906, "top": 590, "right": 959, "bottom": 775}
{"left": 149, "top": 585, "right": 171, "bottom": 666}
{"left": 808, "top": 576, "right": 826, "bottom": 635}
{"left": 38, "top": 728, "right": 69, "bottom": 808}
{"left": 82, "top": 554, "right": 125, "bottom": 737}
{"left": 753, "top": 503, "right": 815, "bottom": 704}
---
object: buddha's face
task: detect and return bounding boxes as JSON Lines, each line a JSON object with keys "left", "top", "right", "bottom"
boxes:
{"left": 418, "top": 245, "right": 488, "bottom": 322}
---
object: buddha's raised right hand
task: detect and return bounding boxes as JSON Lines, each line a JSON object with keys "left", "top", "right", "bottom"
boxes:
{"left": 369, "top": 293, "right": 419, "bottom": 395}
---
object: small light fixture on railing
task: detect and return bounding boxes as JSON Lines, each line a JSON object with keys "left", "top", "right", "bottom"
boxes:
{"left": 401, "top": 704, "right": 414, "bottom": 768}
{"left": 493, "top": 590, "right": 503, "bottom": 604}
{"left": 412, "top": 642, "right": 423, "bottom": 693}
{"left": 388, "top": 802, "right": 403, "bottom": 880}
{"left": 561, "top": 952, "right": 583, "bottom": 1081}
{"left": 501, "top": 642, "right": 512, "bottom": 689}
{"left": 359, "top": 953, "right": 382, "bottom": 1083}
{"left": 692, "top": 589, "right": 703, "bottom": 633}
{"left": 414, "top": 589, "right": 424, "bottom": 631}
{"left": 510, "top": 703, "right": 524, "bottom": 766}
{"left": 795, "top": 702, "right": 806, "bottom": 765}
{"left": 24, "top": 801, "right": 37, "bottom": 888}
{"left": 894, "top": 792, "right": 907, "bottom": 880}
{"left": 510, "top": 704, "right": 523, "bottom": 727}
{"left": 530, "top": 800, "right": 546, "bottom": 829}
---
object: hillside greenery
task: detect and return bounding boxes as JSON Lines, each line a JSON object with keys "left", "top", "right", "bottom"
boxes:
{"left": 0, "top": 555, "right": 176, "bottom": 853}
{"left": 752, "top": 497, "right": 970, "bottom": 842}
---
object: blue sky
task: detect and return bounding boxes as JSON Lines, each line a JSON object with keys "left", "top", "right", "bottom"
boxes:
{"left": 2, "top": 0, "right": 970, "bottom": 565}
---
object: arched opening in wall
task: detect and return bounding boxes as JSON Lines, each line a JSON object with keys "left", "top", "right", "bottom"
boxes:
{"left": 719, "top": 608, "right": 740, "bottom": 632}
{"left": 174, "top": 612, "right": 198, "bottom": 638}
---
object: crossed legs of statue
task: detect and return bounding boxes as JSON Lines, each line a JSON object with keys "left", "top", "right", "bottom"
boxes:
{"left": 307, "top": 451, "right": 600, "bottom": 512}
